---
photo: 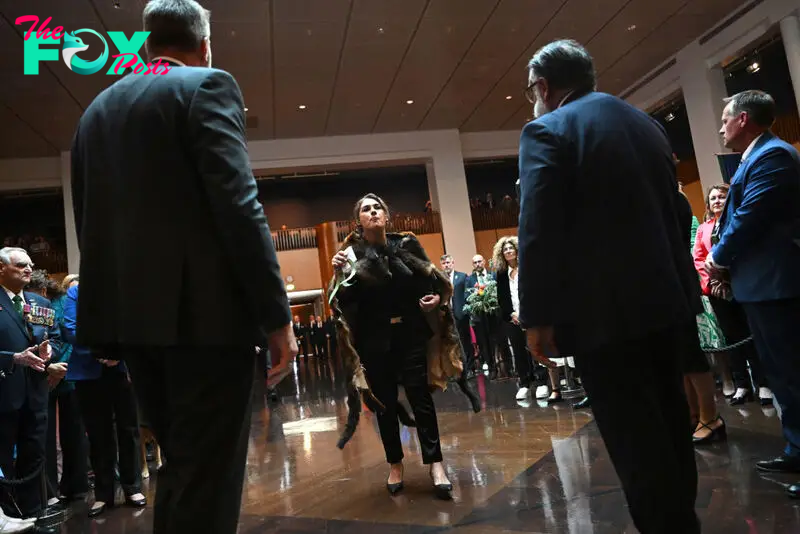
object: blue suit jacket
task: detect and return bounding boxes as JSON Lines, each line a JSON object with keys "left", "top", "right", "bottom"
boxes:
{"left": 713, "top": 132, "right": 800, "bottom": 302}
{"left": 62, "top": 285, "right": 126, "bottom": 381}
{"left": 451, "top": 271, "right": 468, "bottom": 321}
{"left": 0, "top": 291, "right": 61, "bottom": 412}
{"left": 517, "top": 91, "right": 701, "bottom": 354}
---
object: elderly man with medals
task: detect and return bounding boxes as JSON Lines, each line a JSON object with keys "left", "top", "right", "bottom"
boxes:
{"left": 0, "top": 247, "right": 63, "bottom": 532}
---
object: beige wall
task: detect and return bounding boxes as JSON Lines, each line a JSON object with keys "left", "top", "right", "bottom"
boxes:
{"left": 418, "top": 233, "right": 445, "bottom": 264}
{"left": 276, "top": 248, "right": 322, "bottom": 291}
{"left": 682, "top": 181, "right": 706, "bottom": 221}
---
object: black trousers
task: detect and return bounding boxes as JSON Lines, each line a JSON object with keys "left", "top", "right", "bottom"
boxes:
{"left": 710, "top": 296, "right": 765, "bottom": 389}
{"left": 742, "top": 299, "right": 800, "bottom": 458}
{"left": 574, "top": 325, "right": 700, "bottom": 534}
{"left": 123, "top": 346, "right": 255, "bottom": 534}
{"left": 455, "top": 316, "right": 474, "bottom": 373}
{"left": 0, "top": 401, "right": 47, "bottom": 517}
{"left": 473, "top": 315, "right": 497, "bottom": 371}
{"left": 74, "top": 368, "right": 142, "bottom": 504}
{"left": 46, "top": 389, "right": 88, "bottom": 498}
{"left": 504, "top": 321, "right": 534, "bottom": 387}
{"left": 363, "top": 326, "right": 443, "bottom": 465}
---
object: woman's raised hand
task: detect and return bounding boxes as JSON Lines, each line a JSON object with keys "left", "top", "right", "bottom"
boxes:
{"left": 332, "top": 250, "right": 349, "bottom": 270}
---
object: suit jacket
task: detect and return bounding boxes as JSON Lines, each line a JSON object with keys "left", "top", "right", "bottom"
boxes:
{"left": 71, "top": 63, "right": 290, "bottom": 348}
{"left": 61, "top": 285, "right": 127, "bottom": 381}
{"left": 0, "top": 291, "right": 61, "bottom": 413}
{"left": 495, "top": 269, "right": 515, "bottom": 322}
{"left": 713, "top": 132, "right": 800, "bottom": 302}
{"left": 449, "top": 271, "right": 468, "bottom": 321}
{"left": 692, "top": 219, "right": 716, "bottom": 296}
{"left": 517, "top": 91, "right": 701, "bottom": 354}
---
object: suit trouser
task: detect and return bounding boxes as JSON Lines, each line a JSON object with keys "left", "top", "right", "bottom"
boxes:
{"left": 363, "top": 326, "right": 443, "bottom": 465}
{"left": 74, "top": 368, "right": 142, "bottom": 504}
{"left": 123, "top": 346, "right": 255, "bottom": 534}
{"left": 574, "top": 324, "right": 699, "bottom": 534}
{"left": 455, "top": 316, "right": 473, "bottom": 373}
{"left": 0, "top": 403, "right": 47, "bottom": 517}
{"left": 710, "top": 296, "right": 766, "bottom": 389}
{"left": 473, "top": 316, "right": 497, "bottom": 371}
{"left": 742, "top": 299, "right": 800, "bottom": 458}
{"left": 46, "top": 389, "right": 88, "bottom": 498}
{"left": 504, "top": 321, "right": 534, "bottom": 388}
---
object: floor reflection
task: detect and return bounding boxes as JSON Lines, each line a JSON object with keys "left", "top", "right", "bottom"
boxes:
{"left": 57, "top": 352, "right": 800, "bottom": 533}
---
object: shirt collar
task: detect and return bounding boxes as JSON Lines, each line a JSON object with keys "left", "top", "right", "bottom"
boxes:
{"left": 2, "top": 286, "right": 23, "bottom": 302}
{"left": 149, "top": 56, "right": 186, "bottom": 67}
{"left": 741, "top": 133, "right": 764, "bottom": 162}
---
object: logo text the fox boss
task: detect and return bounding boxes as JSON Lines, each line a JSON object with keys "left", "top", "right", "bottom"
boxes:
{"left": 16, "top": 16, "right": 173, "bottom": 75}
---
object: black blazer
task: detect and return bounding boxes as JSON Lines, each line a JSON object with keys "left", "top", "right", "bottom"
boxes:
{"left": 0, "top": 292, "right": 61, "bottom": 413}
{"left": 71, "top": 64, "right": 291, "bottom": 348}
{"left": 495, "top": 269, "right": 514, "bottom": 323}
{"left": 517, "top": 91, "right": 701, "bottom": 354}
{"left": 450, "top": 271, "right": 468, "bottom": 321}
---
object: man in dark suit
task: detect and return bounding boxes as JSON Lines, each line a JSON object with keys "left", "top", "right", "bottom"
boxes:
{"left": 440, "top": 254, "right": 473, "bottom": 374}
{"left": 70, "top": 1, "right": 296, "bottom": 532}
{"left": 708, "top": 90, "right": 800, "bottom": 497}
{"left": 466, "top": 255, "right": 501, "bottom": 379}
{"left": 517, "top": 40, "right": 701, "bottom": 533}
{"left": 324, "top": 310, "right": 338, "bottom": 356}
{"left": 0, "top": 248, "right": 63, "bottom": 530}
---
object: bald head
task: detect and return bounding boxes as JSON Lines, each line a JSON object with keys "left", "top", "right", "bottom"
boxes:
{"left": 472, "top": 255, "right": 485, "bottom": 272}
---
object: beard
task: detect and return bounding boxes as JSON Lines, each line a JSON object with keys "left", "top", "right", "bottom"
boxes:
{"left": 534, "top": 99, "right": 551, "bottom": 118}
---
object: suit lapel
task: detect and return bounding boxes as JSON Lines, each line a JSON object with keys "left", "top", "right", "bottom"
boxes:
{"left": 0, "top": 289, "right": 31, "bottom": 340}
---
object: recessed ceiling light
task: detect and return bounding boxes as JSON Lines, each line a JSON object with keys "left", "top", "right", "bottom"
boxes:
{"left": 377, "top": 27, "right": 385, "bottom": 34}
{"left": 298, "top": 105, "right": 307, "bottom": 110}
{"left": 406, "top": 99, "right": 414, "bottom": 104}
{"left": 746, "top": 61, "right": 761, "bottom": 73}
{"left": 627, "top": 24, "right": 637, "bottom": 31}
{"left": 244, "top": 107, "right": 249, "bottom": 112}
{"left": 505, "top": 95, "right": 512, "bottom": 100}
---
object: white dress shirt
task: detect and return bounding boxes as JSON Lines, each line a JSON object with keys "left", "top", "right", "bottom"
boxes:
{"left": 509, "top": 268, "right": 520, "bottom": 315}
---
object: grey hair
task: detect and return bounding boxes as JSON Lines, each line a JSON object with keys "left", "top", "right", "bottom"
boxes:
{"left": 527, "top": 39, "right": 596, "bottom": 93}
{"left": 440, "top": 254, "right": 453, "bottom": 262}
{"left": 0, "top": 247, "right": 28, "bottom": 265}
{"left": 723, "top": 90, "right": 776, "bottom": 128}
{"left": 143, "top": 0, "right": 211, "bottom": 56}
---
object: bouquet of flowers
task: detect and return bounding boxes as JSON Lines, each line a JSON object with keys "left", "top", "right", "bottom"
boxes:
{"left": 463, "top": 280, "right": 499, "bottom": 316}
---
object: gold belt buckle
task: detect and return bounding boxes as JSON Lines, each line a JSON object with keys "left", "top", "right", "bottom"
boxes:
{"left": 390, "top": 316, "right": 403, "bottom": 324}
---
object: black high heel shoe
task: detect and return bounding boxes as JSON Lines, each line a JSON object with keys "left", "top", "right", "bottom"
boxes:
{"left": 547, "top": 389, "right": 563, "bottom": 405}
{"left": 386, "top": 465, "right": 404, "bottom": 496}
{"left": 693, "top": 416, "right": 727, "bottom": 445}
{"left": 429, "top": 467, "right": 453, "bottom": 500}
{"left": 456, "top": 375, "right": 481, "bottom": 413}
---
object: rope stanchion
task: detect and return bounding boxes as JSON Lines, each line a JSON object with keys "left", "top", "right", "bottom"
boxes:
{"left": 701, "top": 336, "right": 753, "bottom": 353}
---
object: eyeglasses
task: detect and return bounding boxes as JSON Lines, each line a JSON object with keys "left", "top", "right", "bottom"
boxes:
{"left": 524, "top": 79, "right": 543, "bottom": 104}
{"left": 14, "top": 262, "right": 33, "bottom": 269}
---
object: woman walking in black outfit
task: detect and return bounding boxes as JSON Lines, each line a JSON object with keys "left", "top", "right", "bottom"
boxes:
{"left": 494, "top": 237, "right": 539, "bottom": 401}
{"left": 330, "top": 194, "right": 463, "bottom": 499}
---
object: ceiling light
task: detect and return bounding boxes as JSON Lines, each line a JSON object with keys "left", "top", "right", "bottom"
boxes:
{"left": 113, "top": 0, "right": 121, "bottom": 8}
{"left": 377, "top": 27, "right": 385, "bottom": 34}
{"left": 244, "top": 107, "right": 249, "bottom": 112}
{"left": 298, "top": 105, "right": 307, "bottom": 110}
{"left": 746, "top": 61, "right": 760, "bottom": 74}
{"left": 505, "top": 95, "right": 512, "bottom": 100}
{"left": 627, "top": 24, "right": 636, "bottom": 31}
{"left": 665, "top": 112, "right": 675, "bottom": 122}
{"left": 406, "top": 99, "right": 414, "bottom": 104}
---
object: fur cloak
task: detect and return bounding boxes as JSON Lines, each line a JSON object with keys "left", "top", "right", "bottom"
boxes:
{"left": 329, "top": 231, "right": 463, "bottom": 448}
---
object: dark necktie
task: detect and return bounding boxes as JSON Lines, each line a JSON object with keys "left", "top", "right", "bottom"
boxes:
{"left": 12, "top": 295, "right": 23, "bottom": 318}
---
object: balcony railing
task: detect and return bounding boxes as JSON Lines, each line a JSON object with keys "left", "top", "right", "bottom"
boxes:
{"left": 470, "top": 205, "right": 519, "bottom": 231}
{"left": 270, "top": 227, "right": 318, "bottom": 251}
{"left": 30, "top": 250, "right": 68, "bottom": 274}
{"left": 335, "top": 211, "right": 443, "bottom": 241}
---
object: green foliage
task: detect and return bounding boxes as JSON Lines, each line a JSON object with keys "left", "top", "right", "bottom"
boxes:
{"left": 463, "top": 279, "right": 499, "bottom": 316}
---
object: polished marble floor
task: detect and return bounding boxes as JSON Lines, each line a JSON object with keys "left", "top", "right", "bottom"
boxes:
{"left": 53, "top": 355, "right": 800, "bottom": 533}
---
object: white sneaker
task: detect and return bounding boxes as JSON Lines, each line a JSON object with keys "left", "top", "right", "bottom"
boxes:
{"left": 516, "top": 387, "right": 530, "bottom": 400}
{"left": 535, "top": 385, "right": 550, "bottom": 399}
{"left": 759, "top": 387, "right": 774, "bottom": 403}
